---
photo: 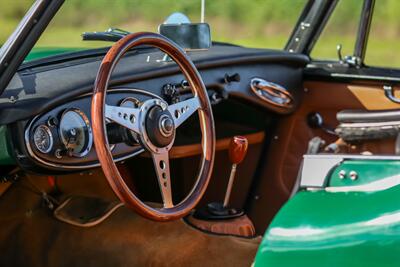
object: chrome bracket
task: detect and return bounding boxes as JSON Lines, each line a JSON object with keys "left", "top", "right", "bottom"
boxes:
{"left": 383, "top": 85, "right": 400, "bottom": 104}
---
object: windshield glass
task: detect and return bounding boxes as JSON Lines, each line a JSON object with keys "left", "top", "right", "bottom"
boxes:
{"left": 12, "top": 0, "right": 306, "bottom": 60}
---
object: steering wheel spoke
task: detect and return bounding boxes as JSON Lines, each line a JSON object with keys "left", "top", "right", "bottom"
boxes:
{"left": 151, "top": 151, "right": 173, "bottom": 208}
{"left": 168, "top": 97, "right": 200, "bottom": 128}
{"left": 105, "top": 104, "right": 140, "bottom": 133}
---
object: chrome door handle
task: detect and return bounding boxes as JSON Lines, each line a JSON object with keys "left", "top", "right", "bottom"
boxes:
{"left": 384, "top": 85, "right": 400, "bottom": 104}
{"left": 250, "top": 78, "right": 293, "bottom": 109}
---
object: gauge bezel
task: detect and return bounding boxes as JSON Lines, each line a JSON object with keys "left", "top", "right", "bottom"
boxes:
{"left": 33, "top": 124, "right": 54, "bottom": 154}
{"left": 59, "top": 108, "right": 93, "bottom": 158}
{"left": 120, "top": 96, "right": 140, "bottom": 108}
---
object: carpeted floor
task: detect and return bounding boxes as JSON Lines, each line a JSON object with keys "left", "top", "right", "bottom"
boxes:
{"left": 0, "top": 173, "right": 260, "bottom": 267}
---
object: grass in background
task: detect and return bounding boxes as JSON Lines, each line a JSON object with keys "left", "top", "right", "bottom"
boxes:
{"left": 0, "top": 0, "right": 306, "bottom": 50}
{"left": 1, "top": 0, "right": 400, "bottom": 68}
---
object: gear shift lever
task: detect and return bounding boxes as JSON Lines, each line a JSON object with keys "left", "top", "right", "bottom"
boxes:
{"left": 193, "top": 136, "right": 248, "bottom": 220}
{"left": 223, "top": 136, "right": 248, "bottom": 208}
{"left": 189, "top": 136, "right": 255, "bottom": 236}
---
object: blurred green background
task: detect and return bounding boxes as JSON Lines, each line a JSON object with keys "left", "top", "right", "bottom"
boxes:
{"left": 1, "top": 0, "right": 399, "bottom": 68}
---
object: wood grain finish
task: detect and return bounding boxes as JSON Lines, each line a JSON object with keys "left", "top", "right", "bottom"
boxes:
{"left": 141, "top": 132, "right": 264, "bottom": 159}
{"left": 347, "top": 84, "right": 400, "bottom": 110}
{"left": 92, "top": 32, "right": 216, "bottom": 221}
{"left": 228, "top": 136, "right": 249, "bottom": 165}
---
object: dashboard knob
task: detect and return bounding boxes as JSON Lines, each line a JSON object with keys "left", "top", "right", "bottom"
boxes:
{"left": 228, "top": 136, "right": 248, "bottom": 165}
{"left": 54, "top": 148, "right": 67, "bottom": 159}
{"left": 46, "top": 116, "right": 59, "bottom": 127}
{"left": 307, "top": 112, "right": 324, "bottom": 129}
{"left": 224, "top": 73, "right": 241, "bottom": 84}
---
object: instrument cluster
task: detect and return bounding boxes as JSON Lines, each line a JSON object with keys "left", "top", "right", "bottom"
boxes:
{"left": 25, "top": 89, "right": 157, "bottom": 169}
{"left": 32, "top": 108, "right": 93, "bottom": 159}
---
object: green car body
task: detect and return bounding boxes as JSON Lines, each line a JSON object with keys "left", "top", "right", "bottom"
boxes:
{"left": 255, "top": 160, "right": 400, "bottom": 267}
{"left": 24, "top": 47, "right": 85, "bottom": 62}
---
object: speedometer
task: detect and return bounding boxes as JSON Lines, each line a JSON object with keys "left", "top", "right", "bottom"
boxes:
{"left": 59, "top": 108, "right": 93, "bottom": 157}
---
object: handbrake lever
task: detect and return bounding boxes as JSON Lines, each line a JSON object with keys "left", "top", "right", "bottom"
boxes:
{"left": 82, "top": 28, "right": 130, "bottom": 42}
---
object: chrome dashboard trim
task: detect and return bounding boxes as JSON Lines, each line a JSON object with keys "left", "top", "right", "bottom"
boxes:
{"left": 300, "top": 154, "right": 400, "bottom": 189}
{"left": 24, "top": 88, "right": 161, "bottom": 170}
{"left": 325, "top": 174, "right": 400, "bottom": 193}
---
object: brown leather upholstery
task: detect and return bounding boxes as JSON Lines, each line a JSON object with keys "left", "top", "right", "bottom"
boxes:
{"left": 248, "top": 81, "right": 399, "bottom": 234}
{"left": 186, "top": 214, "right": 256, "bottom": 238}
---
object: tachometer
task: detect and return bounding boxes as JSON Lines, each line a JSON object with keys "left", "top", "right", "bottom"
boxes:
{"left": 59, "top": 108, "right": 93, "bottom": 157}
{"left": 33, "top": 125, "right": 53, "bottom": 153}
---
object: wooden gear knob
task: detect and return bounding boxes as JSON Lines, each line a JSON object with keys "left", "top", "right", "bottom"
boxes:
{"left": 228, "top": 136, "right": 248, "bottom": 165}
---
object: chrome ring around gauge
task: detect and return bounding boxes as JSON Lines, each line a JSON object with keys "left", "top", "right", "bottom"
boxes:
{"left": 33, "top": 125, "right": 54, "bottom": 153}
{"left": 120, "top": 97, "right": 140, "bottom": 108}
{"left": 59, "top": 108, "right": 93, "bottom": 157}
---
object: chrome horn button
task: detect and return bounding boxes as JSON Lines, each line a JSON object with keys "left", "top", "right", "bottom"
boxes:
{"left": 137, "top": 99, "right": 176, "bottom": 154}
{"left": 145, "top": 105, "right": 175, "bottom": 147}
{"left": 159, "top": 114, "right": 174, "bottom": 137}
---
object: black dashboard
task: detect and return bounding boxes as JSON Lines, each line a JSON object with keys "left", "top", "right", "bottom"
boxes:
{"left": 1, "top": 44, "right": 309, "bottom": 171}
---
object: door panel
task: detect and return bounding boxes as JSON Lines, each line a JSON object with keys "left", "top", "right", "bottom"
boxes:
{"left": 248, "top": 80, "right": 400, "bottom": 233}
{"left": 345, "top": 83, "right": 400, "bottom": 110}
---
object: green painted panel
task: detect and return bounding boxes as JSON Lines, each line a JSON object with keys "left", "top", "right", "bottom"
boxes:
{"left": 329, "top": 160, "right": 400, "bottom": 187}
{"left": 0, "top": 126, "right": 15, "bottom": 165}
{"left": 254, "top": 168, "right": 400, "bottom": 266}
{"left": 25, "top": 47, "right": 85, "bottom": 62}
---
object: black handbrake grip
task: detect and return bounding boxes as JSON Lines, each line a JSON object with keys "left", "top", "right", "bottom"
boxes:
{"left": 82, "top": 28, "right": 130, "bottom": 42}
{"left": 81, "top": 32, "right": 123, "bottom": 42}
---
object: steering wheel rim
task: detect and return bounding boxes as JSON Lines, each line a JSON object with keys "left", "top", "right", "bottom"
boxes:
{"left": 91, "top": 32, "right": 216, "bottom": 221}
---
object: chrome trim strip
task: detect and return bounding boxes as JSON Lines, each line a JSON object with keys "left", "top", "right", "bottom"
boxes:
{"left": 80, "top": 88, "right": 162, "bottom": 99}
{"left": 305, "top": 154, "right": 400, "bottom": 161}
{"left": 331, "top": 73, "right": 400, "bottom": 82}
{"left": 340, "top": 120, "right": 400, "bottom": 128}
{"left": 300, "top": 154, "right": 400, "bottom": 188}
{"left": 325, "top": 174, "right": 400, "bottom": 193}
{"left": 24, "top": 88, "right": 159, "bottom": 170}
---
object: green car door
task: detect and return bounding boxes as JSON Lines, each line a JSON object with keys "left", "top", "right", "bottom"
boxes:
{"left": 254, "top": 158, "right": 400, "bottom": 267}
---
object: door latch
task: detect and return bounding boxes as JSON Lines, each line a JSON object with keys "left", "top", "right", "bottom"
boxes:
{"left": 383, "top": 85, "right": 400, "bottom": 104}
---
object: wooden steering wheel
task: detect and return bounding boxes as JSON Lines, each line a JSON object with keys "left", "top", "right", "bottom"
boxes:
{"left": 91, "top": 32, "right": 216, "bottom": 221}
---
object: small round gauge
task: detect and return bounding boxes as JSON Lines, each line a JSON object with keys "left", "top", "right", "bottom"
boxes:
{"left": 33, "top": 125, "right": 53, "bottom": 153}
{"left": 59, "top": 108, "right": 93, "bottom": 157}
{"left": 120, "top": 97, "right": 140, "bottom": 108}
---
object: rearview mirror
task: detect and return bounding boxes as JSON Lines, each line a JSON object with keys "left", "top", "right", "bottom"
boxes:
{"left": 158, "top": 23, "right": 211, "bottom": 51}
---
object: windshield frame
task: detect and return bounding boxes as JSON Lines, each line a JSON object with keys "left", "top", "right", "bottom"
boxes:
{"left": 0, "top": 0, "right": 64, "bottom": 96}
